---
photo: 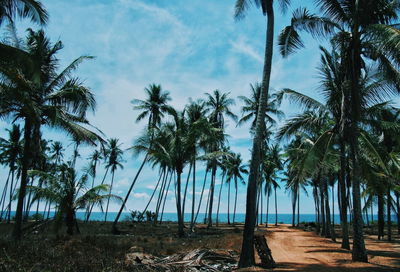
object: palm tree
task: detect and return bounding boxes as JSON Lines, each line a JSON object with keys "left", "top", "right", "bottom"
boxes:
{"left": 279, "top": 0, "right": 400, "bottom": 261}
{"left": 0, "top": 124, "right": 22, "bottom": 222}
{"left": 204, "top": 89, "right": 237, "bottom": 228}
{"left": 84, "top": 149, "right": 103, "bottom": 221}
{"left": 185, "top": 99, "right": 209, "bottom": 230}
{"left": 225, "top": 153, "right": 247, "bottom": 224}
{"left": 238, "top": 83, "right": 283, "bottom": 132}
{"left": 0, "top": 0, "right": 48, "bottom": 26}
{"left": 27, "top": 166, "right": 121, "bottom": 235}
{"left": 104, "top": 138, "right": 124, "bottom": 221}
{"left": 112, "top": 84, "right": 171, "bottom": 233}
{"left": 235, "top": 0, "right": 291, "bottom": 267}
{"left": 0, "top": 29, "right": 101, "bottom": 240}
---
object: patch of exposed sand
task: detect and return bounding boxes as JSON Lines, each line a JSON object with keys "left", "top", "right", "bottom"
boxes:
{"left": 241, "top": 225, "right": 400, "bottom": 271}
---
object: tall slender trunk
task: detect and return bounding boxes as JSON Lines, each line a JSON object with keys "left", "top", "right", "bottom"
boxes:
{"left": 227, "top": 179, "right": 231, "bottom": 224}
{"left": 175, "top": 171, "right": 184, "bottom": 237}
{"left": 320, "top": 179, "right": 326, "bottom": 236}
{"left": 190, "top": 159, "right": 196, "bottom": 230}
{"left": 207, "top": 165, "right": 217, "bottom": 228}
{"left": 112, "top": 153, "right": 149, "bottom": 233}
{"left": 0, "top": 171, "right": 11, "bottom": 221}
{"left": 265, "top": 187, "right": 269, "bottom": 226}
{"left": 155, "top": 170, "right": 169, "bottom": 223}
{"left": 396, "top": 191, "right": 400, "bottom": 235}
{"left": 181, "top": 163, "right": 192, "bottom": 218}
{"left": 159, "top": 171, "right": 173, "bottom": 224}
{"left": 387, "top": 185, "right": 392, "bottom": 241}
{"left": 194, "top": 170, "right": 208, "bottom": 225}
{"left": 274, "top": 186, "right": 278, "bottom": 226}
{"left": 332, "top": 183, "right": 335, "bottom": 226}
{"left": 349, "top": 25, "right": 367, "bottom": 262}
{"left": 7, "top": 169, "right": 16, "bottom": 223}
{"left": 233, "top": 180, "right": 238, "bottom": 224}
{"left": 297, "top": 188, "right": 300, "bottom": 226}
{"left": 87, "top": 167, "right": 110, "bottom": 221}
{"left": 104, "top": 170, "right": 116, "bottom": 222}
{"left": 216, "top": 174, "right": 225, "bottom": 226}
{"left": 292, "top": 188, "right": 296, "bottom": 227}
{"left": 378, "top": 192, "right": 384, "bottom": 240}
{"left": 142, "top": 170, "right": 164, "bottom": 218}
{"left": 339, "top": 142, "right": 350, "bottom": 249}
{"left": 239, "top": 2, "right": 274, "bottom": 268}
{"left": 12, "top": 118, "right": 32, "bottom": 240}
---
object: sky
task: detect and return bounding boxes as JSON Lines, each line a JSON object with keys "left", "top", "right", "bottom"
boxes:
{"left": 0, "top": 0, "right": 333, "bottom": 215}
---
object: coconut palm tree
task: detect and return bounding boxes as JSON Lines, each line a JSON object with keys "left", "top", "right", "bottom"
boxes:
{"left": 0, "top": 0, "right": 48, "bottom": 27}
{"left": 0, "top": 29, "right": 101, "bottom": 240}
{"left": 237, "top": 83, "right": 284, "bottom": 132}
{"left": 27, "top": 165, "right": 121, "bottom": 235}
{"left": 234, "top": 0, "right": 291, "bottom": 267}
{"left": 204, "top": 89, "right": 237, "bottom": 228}
{"left": 278, "top": 0, "right": 400, "bottom": 261}
{"left": 104, "top": 138, "right": 124, "bottom": 222}
{"left": 112, "top": 84, "right": 171, "bottom": 233}
{"left": 84, "top": 149, "right": 103, "bottom": 221}
{"left": 225, "top": 153, "right": 247, "bottom": 224}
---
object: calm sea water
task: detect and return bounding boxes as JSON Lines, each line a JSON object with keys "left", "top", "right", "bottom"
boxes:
{"left": 16, "top": 211, "right": 393, "bottom": 224}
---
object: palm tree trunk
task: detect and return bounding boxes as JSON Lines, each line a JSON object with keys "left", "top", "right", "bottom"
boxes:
{"left": 155, "top": 170, "right": 169, "bottom": 223}
{"left": 207, "top": 165, "right": 217, "bottom": 228}
{"left": 175, "top": 171, "right": 184, "bottom": 237}
{"left": 12, "top": 118, "right": 32, "bottom": 240}
{"left": 190, "top": 159, "right": 196, "bottom": 230}
{"left": 320, "top": 180, "right": 326, "bottom": 236}
{"left": 227, "top": 179, "right": 231, "bottom": 224}
{"left": 7, "top": 169, "right": 16, "bottom": 223}
{"left": 338, "top": 143, "right": 350, "bottom": 249}
{"left": 396, "top": 191, "right": 400, "bottom": 235}
{"left": 387, "top": 186, "right": 392, "bottom": 241}
{"left": 239, "top": 2, "right": 274, "bottom": 267}
{"left": 297, "top": 189, "right": 300, "bottom": 226}
{"left": 292, "top": 189, "right": 296, "bottom": 227}
{"left": 348, "top": 28, "right": 368, "bottom": 262}
{"left": 216, "top": 174, "right": 225, "bottom": 227}
{"left": 332, "top": 183, "right": 335, "bottom": 226}
{"left": 87, "top": 167, "right": 109, "bottom": 221}
{"left": 181, "top": 163, "right": 192, "bottom": 219}
{"left": 233, "top": 179, "right": 238, "bottom": 224}
{"left": 142, "top": 170, "right": 164, "bottom": 218}
{"left": 159, "top": 171, "right": 173, "bottom": 224}
{"left": 265, "top": 189, "right": 269, "bottom": 227}
{"left": 0, "top": 171, "right": 11, "bottom": 221}
{"left": 274, "top": 186, "right": 278, "bottom": 226}
{"left": 194, "top": 170, "right": 208, "bottom": 225}
{"left": 378, "top": 192, "right": 384, "bottom": 240}
{"left": 112, "top": 153, "right": 149, "bottom": 234}
{"left": 104, "top": 170, "right": 116, "bottom": 222}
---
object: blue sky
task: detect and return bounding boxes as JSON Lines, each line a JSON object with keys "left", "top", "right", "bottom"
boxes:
{"left": 0, "top": 0, "right": 334, "bottom": 215}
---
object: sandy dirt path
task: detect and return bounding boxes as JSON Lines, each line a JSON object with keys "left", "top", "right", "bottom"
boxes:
{"left": 242, "top": 224, "right": 400, "bottom": 271}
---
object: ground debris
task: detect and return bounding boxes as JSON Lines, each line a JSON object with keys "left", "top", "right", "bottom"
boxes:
{"left": 125, "top": 248, "right": 238, "bottom": 271}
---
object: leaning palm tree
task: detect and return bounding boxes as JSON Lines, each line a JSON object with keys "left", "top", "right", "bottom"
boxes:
{"left": 0, "top": 29, "right": 101, "bottom": 240}
{"left": 278, "top": 0, "right": 400, "bottom": 261}
{"left": 235, "top": 0, "right": 291, "bottom": 267}
{"left": 104, "top": 138, "right": 124, "bottom": 222}
{"left": 27, "top": 166, "right": 121, "bottom": 235}
{"left": 112, "top": 84, "right": 171, "bottom": 233}
{"left": 84, "top": 148, "right": 103, "bottom": 221}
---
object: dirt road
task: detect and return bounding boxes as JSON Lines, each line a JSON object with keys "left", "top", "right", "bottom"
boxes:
{"left": 247, "top": 225, "right": 400, "bottom": 271}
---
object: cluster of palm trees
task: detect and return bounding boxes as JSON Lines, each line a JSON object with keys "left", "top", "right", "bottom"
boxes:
{"left": 236, "top": 0, "right": 400, "bottom": 267}
{"left": 111, "top": 84, "right": 284, "bottom": 237}
{"left": 1, "top": 1, "right": 400, "bottom": 270}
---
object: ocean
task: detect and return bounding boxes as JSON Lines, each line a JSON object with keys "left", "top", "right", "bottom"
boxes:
{"left": 16, "top": 211, "right": 393, "bottom": 224}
